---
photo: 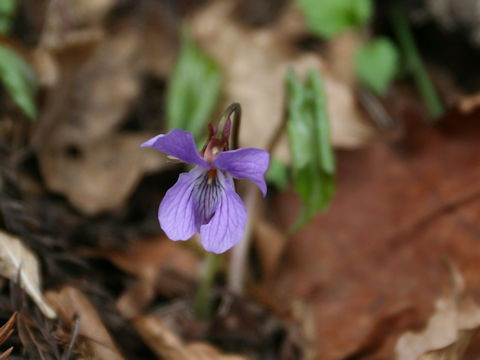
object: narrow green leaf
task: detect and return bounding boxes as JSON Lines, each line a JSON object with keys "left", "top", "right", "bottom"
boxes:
{"left": 356, "top": 37, "right": 400, "bottom": 95}
{"left": 0, "top": 0, "right": 16, "bottom": 35}
{"left": 286, "top": 69, "right": 313, "bottom": 169}
{"left": 308, "top": 70, "right": 335, "bottom": 174}
{"left": 0, "top": 44, "right": 37, "bottom": 120}
{"left": 294, "top": 0, "right": 372, "bottom": 39}
{"left": 266, "top": 157, "right": 289, "bottom": 190}
{"left": 286, "top": 69, "right": 335, "bottom": 232}
{"left": 390, "top": 6, "right": 444, "bottom": 118}
{"left": 167, "top": 29, "right": 222, "bottom": 140}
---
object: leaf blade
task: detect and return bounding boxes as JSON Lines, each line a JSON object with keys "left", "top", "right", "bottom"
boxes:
{"left": 355, "top": 37, "right": 400, "bottom": 95}
{"left": 166, "top": 29, "right": 222, "bottom": 140}
{"left": 286, "top": 69, "right": 336, "bottom": 231}
{"left": 0, "top": 44, "right": 37, "bottom": 120}
{"left": 294, "top": 0, "right": 372, "bottom": 39}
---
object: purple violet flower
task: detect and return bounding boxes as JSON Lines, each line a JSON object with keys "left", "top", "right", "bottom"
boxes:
{"left": 141, "top": 126, "right": 270, "bottom": 254}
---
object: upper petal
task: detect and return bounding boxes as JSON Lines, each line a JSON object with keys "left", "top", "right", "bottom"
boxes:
{"left": 213, "top": 148, "right": 270, "bottom": 196}
{"left": 200, "top": 173, "right": 247, "bottom": 254}
{"left": 141, "top": 129, "right": 207, "bottom": 168}
{"left": 158, "top": 167, "right": 201, "bottom": 240}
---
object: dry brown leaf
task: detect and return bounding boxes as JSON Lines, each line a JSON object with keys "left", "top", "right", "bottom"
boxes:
{"left": 105, "top": 237, "right": 198, "bottom": 318}
{"left": 33, "top": 23, "right": 169, "bottom": 214}
{"left": 0, "top": 231, "right": 56, "bottom": 319}
{"left": 45, "top": 286, "right": 124, "bottom": 360}
{"left": 269, "top": 110, "right": 480, "bottom": 359}
{"left": 290, "top": 300, "right": 317, "bottom": 360}
{"left": 0, "top": 313, "right": 17, "bottom": 360}
{"left": 36, "top": 30, "right": 139, "bottom": 147}
{"left": 457, "top": 92, "right": 480, "bottom": 114}
{"left": 0, "top": 347, "right": 13, "bottom": 360}
{"left": 395, "top": 263, "right": 480, "bottom": 360}
{"left": 0, "top": 313, "right": 16, "bottom": 346}
{"left": 106, "top": 236, "right": 200, "bottom": 281}
{"left": 116, "top": 280, "right": 155, "bottom": 319}
{"left": 253, "top": 219, "right": 287, "bottom": 282}
{"left": 40, "top": 0, "right": 113, "bottom": 48}
{"left": 323, "top": 30, "right": 361, "bottom": 87}
{"left": 38, "top": 133, "right": 166, "bottom": 214}
{"left": 190, "top": 0, "right": 375, "bottom": 161}
{"left": 135, "top": 1, "right": 179, "bottom": 78}
{"left": 133, "top": 315, "right": 247, "bottom": 360}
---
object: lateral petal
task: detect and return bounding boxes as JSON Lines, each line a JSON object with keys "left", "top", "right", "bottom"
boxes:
{"left": 158, "top": 167, "right": 200, "bottom": 240}
{"left": 212, "top": 148, "right": 270, "bottom": 196}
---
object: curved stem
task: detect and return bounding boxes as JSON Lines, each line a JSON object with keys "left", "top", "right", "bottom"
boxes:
{"left": 216, "top": 102, "right": 242, "bottom": 150}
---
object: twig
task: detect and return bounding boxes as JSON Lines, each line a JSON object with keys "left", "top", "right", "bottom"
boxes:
{"left": 63, "top": 316, "right": 80, "bottom": 360}
{"left": 227, "top": 101, "right": 287, "bottom": 294}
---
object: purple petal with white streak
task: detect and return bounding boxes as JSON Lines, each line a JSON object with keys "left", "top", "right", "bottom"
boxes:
{"left": 141, "top": 129, "right": 207, "bottom": 168}
{"left": 158, "top": 167, "right": 201, "bottom": 240}
{"left": 200, "top": 172, "right": 247, "bottom": 254}
{"left": 213, "top": 148, "right": 270, "bottom": 196}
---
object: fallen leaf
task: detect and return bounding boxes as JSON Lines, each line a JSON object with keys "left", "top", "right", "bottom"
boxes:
{"left": 133, "top": 315, "right": 247, "bottom": 360}
{"left": 190, "top": 0, "right": 376, "bottom": 162}
{"left": 269, "top": 108, "right": 480, "bottom": 359}
{"left": 32, "top": 20, "right": 173, "bottom": 214}
{"left": 253, "top": 219, "right": 288, "bottom": 282}
{"left": 135, "top": 0, "right": 179, "bottom": 78}
{"left": 106, "top": 236, "right": 199, "bottom": 318}
{"left": 0, "top": 313, "right": 16, "bottom": 360}
{"left": 40, "top": 0, "right": 113, "bottom": 48}
{"left": 37, "top": 133, "right": 166, "bottom": 214}
{"left": 457, "top": 92, "right": 480, "bottom": 114}
{"left": 0, "top": 230, "right": 56, "bottom": 319}
{"left": 106, "top": 236, "right": 200, "bottom": 282}
{"left": 35, "top": 29, "right": 140, "bottom": 148}
{"left": 395, "top": 262, "right": 480, "bottom": 360}
{"left": 116, "top": 280, "right": 156, "bottom": 319}
{"left": 45, "top": 286, "right": 124, "bottom": 360}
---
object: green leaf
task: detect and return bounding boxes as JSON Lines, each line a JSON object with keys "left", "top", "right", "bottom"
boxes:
{"left": 390, "top": 6, "right": 444, "bottom": 118}
{"left": 286, "top": 69, "right": 335, "bottom": 231}
{"left": 356, "top": 37, "right": 400, "bottom": 95}
{"left": 266, "top": 157, "right": 289, "bottom": 190}
{"left": 294, "top": 0, "right": 372, "bottom": 39}
{"left": 0, "top": 0, "right": 17, "bottom": 35}
{"left": 167, "top": 29, "right": 222, "bottom": 140}
{"left": 0, "top": 44, "right": 37, "bottom": 120}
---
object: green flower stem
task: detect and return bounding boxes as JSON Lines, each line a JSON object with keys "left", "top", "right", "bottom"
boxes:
{"left": 193, "top": 252, "right": 221, "bottom": 320}
{"left": 390, "top": 5, "right": 444, "bottom": 118}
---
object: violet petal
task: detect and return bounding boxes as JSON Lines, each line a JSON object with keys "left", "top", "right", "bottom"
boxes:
{"left": 200, "top": 173, "right": 247, "bottom": 254}
{"left": 141, "top": 129, "right": 207, "bottom": 168}
{"left": 158, "top": 167, "right": 199, "bottom": 240}
{"left": 213, "top": 148, "right": 270, "bottom": 196}
{"left": 192, "top": 170, "right": 224, "bottom": 229}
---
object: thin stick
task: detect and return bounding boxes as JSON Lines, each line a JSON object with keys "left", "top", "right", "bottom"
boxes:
{"left": 64, "top": 316, "right": 80, "bottom": 360}
{"left": 228, "top": 183, "right": 259, "bottom": 293}
{"left": 227, "top": 102, "right": 286, "bottom": 294}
